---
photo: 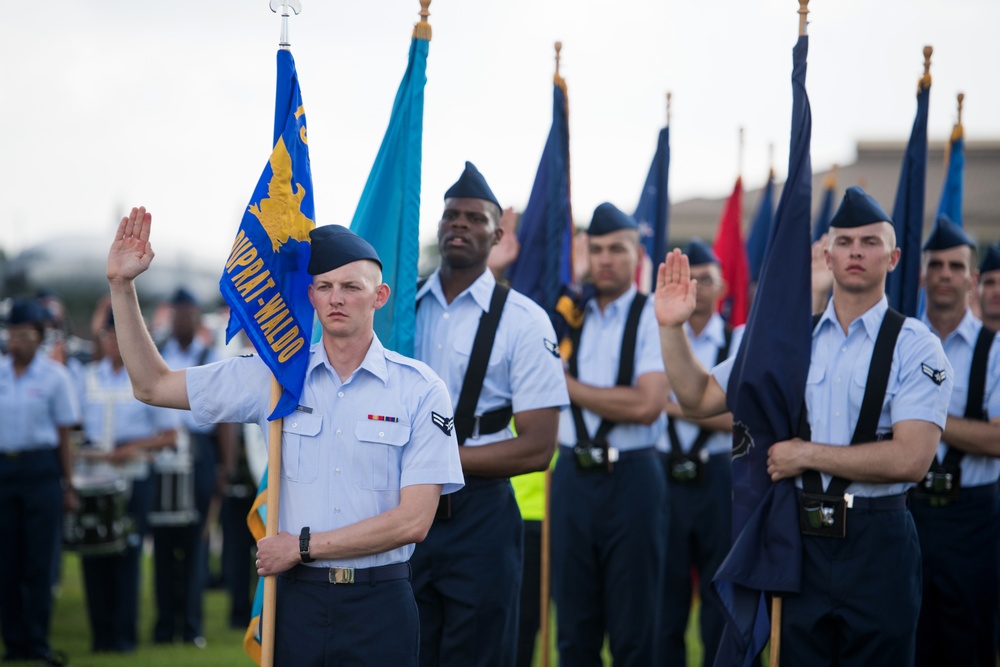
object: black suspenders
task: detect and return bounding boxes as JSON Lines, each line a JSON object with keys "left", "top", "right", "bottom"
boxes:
{"left": 800, "top": 308, "right": 907, "bottom": 498}
{"left": 417, "top": 279, "right": 511, "bottom": 446}
{"left": 568, "top": 293, "right": 648, "bottom": 447}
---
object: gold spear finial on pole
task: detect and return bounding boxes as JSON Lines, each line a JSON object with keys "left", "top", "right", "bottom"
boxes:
{"left": 413, "top": 0, "right": 432, "bottom": 41}
{"left": 269, "top": 0, "right": 302, "bottom": 50}
{"left": 957, "top": 92, "right": 965, "bottom": 126}
{"left": 768, "top": 142, "right": 775, "bottom": 179}
{"left": 554, "top": 41, "right": 566, "bottom": 89}
{"left": 919, "top": 45, "right": 933, "bottom": 91}
{"left": 555, "top": 42, "right": 563, "bottom": 76}
{"left": 798, "top": 0, "right": 810, "bottom": 36}
{"left": 666, "top": 92, "right": 672, "bottom": 125}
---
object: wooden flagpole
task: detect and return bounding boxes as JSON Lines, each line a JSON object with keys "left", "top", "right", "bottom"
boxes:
{"left": 538, "top": 44, "right": 563, "bottom": 667}
{"left": 258, "top": 4, "right": 300, "bottom": 665}
{"left": 770, "top": 2, "right": 810, "bottom": 666}
{"left": 260, "top": 379, "right": 284, "bottom": 667}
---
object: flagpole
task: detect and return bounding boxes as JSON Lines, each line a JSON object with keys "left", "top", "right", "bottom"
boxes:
{"left": 738, "top": 127, "right": 745, "bottom": 182}
{"left": 666, "top": 91, "right": 672, "bottom": 125}
{"left": 537, "top": 41, "right": 564, "bottom": 666}
{"left": 258, "top": 7, "right": 302, "bottom": 667}
{"left": 261, "top": 380, "right": 283, "bottom": 667}
{"left": 767, "top": 2, "right": 807, "bottom": 661}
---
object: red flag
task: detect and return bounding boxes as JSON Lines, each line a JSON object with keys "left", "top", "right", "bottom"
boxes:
{"left": 712, "top": 177, "right": 749, "bottom": 326}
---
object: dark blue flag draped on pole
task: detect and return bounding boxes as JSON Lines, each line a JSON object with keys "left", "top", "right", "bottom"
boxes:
{"left": 349, "top": 17, "right": 430, "bottom": 357}
{"left": 635, "top": 124, "right": 670, "bottom": 290}
{"left": 745, "top": 171, "right": 774, "bottom": 283}
{"left": 812, "top": 171, "right": 836, "bottom": 242}
{"left": 936, "top": 117, "right": 964, "bottom": 227}
{"left": 507, "top": 68, "right": 573, "bottom": 314}
{"left": 220, "top": 48, "right": 314, "bottom": 422}
{"left": 886, "top": 57, "right": 931, "bottom": 318}
{"left": 713, "top": 33, "right": 812, "bottom": 667}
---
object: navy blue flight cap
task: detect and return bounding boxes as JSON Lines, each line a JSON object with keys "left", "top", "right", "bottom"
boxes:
{"left": 980, "top": 244, "right": 1000, "bottom": 274}
{"left": 829, "top": 186, "right": 893, "bottom": 229}
{"left": 588, "top": 203, "right": 638, "bottom": 237}
{"left": 170, "top": 287, "right": 200, "bottom": 307}
{"left": 307, "top": 225, "right": 382, "bottom": 276}
{"left": 444, "top": 161, "right": 501, "bottom": 212}
{"left": 684, "top": 238, "right": 720, "bottom": 267}
{"left": 922, "top": 215, "right": 975, "bottom": 252}
{"left": 7, "top": 298, "right": 45, "bottom": 326}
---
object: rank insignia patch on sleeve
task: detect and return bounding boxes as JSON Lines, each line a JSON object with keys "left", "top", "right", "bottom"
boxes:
{"left": 544, "top": 339, "right": 560, "bottom": 358}
{"left": 432, "top": 412, "right": 455, "bottom": 436}
{"left": 921, "top": 363, "right": 946, "bottom": 385}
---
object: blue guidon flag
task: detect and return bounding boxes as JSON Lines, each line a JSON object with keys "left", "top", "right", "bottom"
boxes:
{"left": 220, "top": 48, "right": 314, "bottom": 421}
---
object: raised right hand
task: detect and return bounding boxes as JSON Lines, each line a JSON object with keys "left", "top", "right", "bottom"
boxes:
{"left": 107, "top": 206, "right": 155, "bottom": 282}
{"left": 654, "top": 248, "right": 696, "bottom": 327}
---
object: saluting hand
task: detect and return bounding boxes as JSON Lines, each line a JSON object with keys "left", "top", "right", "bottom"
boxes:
{"left": 654, "top": 249, "right": 697, "bottom": 327}
{"left": 107, "top": 206, "right": 155, "bottom": 282}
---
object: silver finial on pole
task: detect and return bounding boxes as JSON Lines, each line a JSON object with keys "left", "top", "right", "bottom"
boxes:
{"left": 269, "top": 0, "right": 302, "bottom": 49}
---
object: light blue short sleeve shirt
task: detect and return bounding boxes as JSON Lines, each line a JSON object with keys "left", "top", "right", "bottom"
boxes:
{"left": 664, "top": 315, "right": 743, "bottom": 456}
{"left": 713, "top": 297, "right": 953, "bottom": 496}
{"left": 921, "top": 309, "right": 1000, "bottom": 487}
{"left": 186, "top": 335, "right": 465, "bottom": 569}
{"left": 0, "top": 353, "right": 80, "bottom": 452}
{"left": 557, "top": 286, "right": 667, "bottom": 451}
{"left": 414, "top": 270, "right": 569, "bottom": 446}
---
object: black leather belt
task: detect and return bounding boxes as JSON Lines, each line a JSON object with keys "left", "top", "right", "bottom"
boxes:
{"left": 283, "top": 562, "right": 411, "bottom": 585}
{"left": 1, "top": 448, "right": 57, "bottom": 460}
{"left": 909, "top": 480, "right": 999, "bottom": 504}
{"left": 848, "top": 494, "right": 907, "bottom": 511}
{"left": 559, "top": 445, "right": 657, "bottom": 462}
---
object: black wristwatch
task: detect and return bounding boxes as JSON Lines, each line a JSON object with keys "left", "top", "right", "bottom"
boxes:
{"left": 299, "top": 527, "right": 314, "bottom": 563}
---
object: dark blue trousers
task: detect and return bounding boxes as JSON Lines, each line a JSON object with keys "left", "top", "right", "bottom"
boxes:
{"left": 515, "top": 519, "right": 543, "bottom": 667}
{"left": 0, "top": 449, "right": 62, "bottom": 661}
{"left": 152, "top": 432, "right": 216, "bottom": 642}
{"left": 551, "top": 447, "right": 666, "bottom": 667}
{"left": 275, "top": 568, "right": 418, "bottom": 666}
{"left": 911, "top": 483, "right": 1000, "bottom": 667}
{"left": 221, "top": 490, "right": 255, "bottom": 629}
{"left": 81, "top": 475, "right": 152, "bottom": 653}
{"left": 661, "top": 452, "right": 731, "bottom": 667}
{"left": 780, "top": 503, "right": 921, "bottom": 667}
{"left": 411, "top": 477, "right": 523, "bottom": 667}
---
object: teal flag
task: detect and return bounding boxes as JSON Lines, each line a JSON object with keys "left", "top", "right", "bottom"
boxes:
{"left": 937, "top": 132, "right": 964, "bottom": 226}
{"left": 350, "top": 26, "right": 430, "bottom": 357}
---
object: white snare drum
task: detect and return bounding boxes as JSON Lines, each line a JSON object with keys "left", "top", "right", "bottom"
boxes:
{"left": 148, "top": 452, "right": 199, "bottom": 527}
{"left": 63, "top": 473, "right": 132, "bottom": 557}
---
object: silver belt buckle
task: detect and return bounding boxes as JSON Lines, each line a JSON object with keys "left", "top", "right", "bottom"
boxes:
{"left": 328, "top": 567, "right": 355, "bottom": 584}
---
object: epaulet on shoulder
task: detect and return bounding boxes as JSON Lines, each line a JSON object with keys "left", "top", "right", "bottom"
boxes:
{"left": 384, "top": 350, "right": 439, "bottom": 383}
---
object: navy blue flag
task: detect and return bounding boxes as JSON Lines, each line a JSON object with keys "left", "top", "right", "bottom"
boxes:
{"left": 635, "top": 125, "right": 670, "bottom": 289}
{"left": 812, "top": 173, "right": 836, "bottom": 242}
{"left": 507, "top": 74, "right": 573, "bottom": 314}
{"left": 745, "top": 171, "right": 775, "bottom": 283}
{"left": 886, "top": 78, "right": 930, "bottom": 317}
{"left": 714, "top": 34, "right": 812, "bottom": 667}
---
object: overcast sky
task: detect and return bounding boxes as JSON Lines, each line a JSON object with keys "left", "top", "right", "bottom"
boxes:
{"left": 2, "top": 0, "right": 996, "bottom": 265}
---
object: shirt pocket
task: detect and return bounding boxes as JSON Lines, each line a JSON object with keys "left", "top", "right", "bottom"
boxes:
{"left": 281, "top": 412, "right": 322, "bottom": 483}
{"left": 353, "top": 420, "right": 409, "bottom": 491}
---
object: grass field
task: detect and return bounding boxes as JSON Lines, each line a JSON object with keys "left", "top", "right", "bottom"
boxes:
{"left": 3, "top": 551, "right": 710, "bottom": 666}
